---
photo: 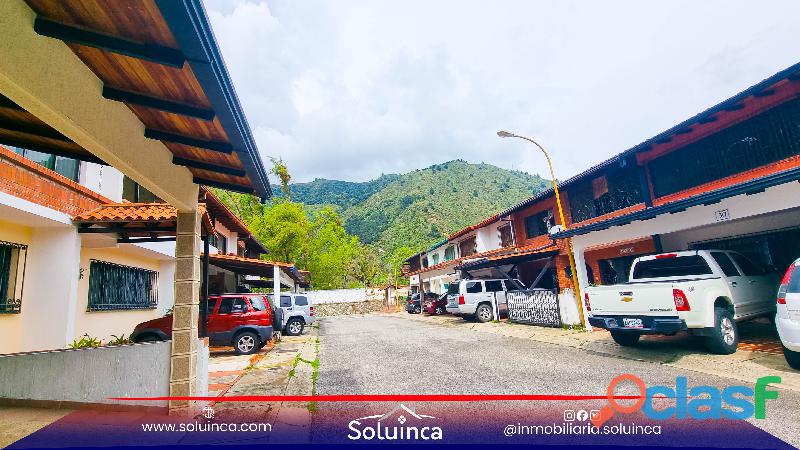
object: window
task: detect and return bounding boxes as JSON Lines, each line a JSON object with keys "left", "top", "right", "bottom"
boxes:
{"left": 0, "top": 241, "right": 27, "bottom": 314}
{"left": 459, "top": 236, "right": 477, "bottom": 257}
{"left": 498, "top": 224, "right": 514, "bottom": 247}
{"left": 650, "top": 97, "right": 800, "bottom": 198}
{"left": 87, "top": 260, "right": 157, "bottom": 311}
{"left": 12, "top": 147, "right": 80, "bottom": 182}
{"left": 421, "top": 256, "right": 429, "bottom": 268}
{"left": 524, "top": 209, "right": 553, "bottom": 239}
{"left": 730, "top": 253, "right": 763, "bottom": 276}
{"left": 280, "top": 295, "right": 292, "bottom": 307}
{"left": 485, "top": 280, "right": 504, "bottom": 292}
{"left": 295, "top": 296, "right": 308, "bottom": 306}
{"left": 217, "top": 297, "right": 246, "bottom": 314}
{"left": 447, "top": 284, "right": 460, "bottom": 295}
{"left": 249, "top": 296, "right": 269, "bottom": 311}
{"left": 711, "top": 252, "right": 740, "bottom": 277}
{"left": 568, "top": 166, "right": 643, "bottom": 223}
{"left": 444, "top": 245, "right": 456, "bottom": 261}
{"left": 215, "top": 233, "right": 228, "bottom": 255}
{"left": 431, "top": 254, "right": 440, "bottom": 265}
{"left": 632, "top": 256, "right": 713, "bottom": 279}
{"left": 465, "top": 281, "right": 483, "bottom": 293}
{"left": 122, "top": 176, "right": 162, "bottom": 203}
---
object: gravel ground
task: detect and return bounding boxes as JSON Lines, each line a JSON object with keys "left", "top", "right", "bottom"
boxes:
{"left": 314, "top": 314, "right": 800, "bottom": 447}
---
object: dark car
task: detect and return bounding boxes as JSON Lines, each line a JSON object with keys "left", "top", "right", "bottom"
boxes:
{"left": 131, "top": 293, "right": 280, "bottom": 355}
{"left": 406, "top": 292, "right": 438, "bottom": 314}
{"left": 423, "top": 293, "right": 448, "bottom": 314}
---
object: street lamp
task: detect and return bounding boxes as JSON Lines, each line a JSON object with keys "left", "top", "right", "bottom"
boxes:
{"left": 496, "top": 130, "right": 586, "bottom": 326}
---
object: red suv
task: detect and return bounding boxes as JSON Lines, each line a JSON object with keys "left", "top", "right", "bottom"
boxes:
{"left": 131, "top": 294, "right": 277, "bottom": 355}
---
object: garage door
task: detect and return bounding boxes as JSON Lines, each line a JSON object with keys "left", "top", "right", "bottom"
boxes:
{"left": 690, "top": 226, "right": 800, "bottom": 273}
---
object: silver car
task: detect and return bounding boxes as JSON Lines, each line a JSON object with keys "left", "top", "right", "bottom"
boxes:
{"left": 269, "top": 293, "right": 315, "bottom": 336}
{"left": 446, "top": 278, "right": 525, "bottom": 322}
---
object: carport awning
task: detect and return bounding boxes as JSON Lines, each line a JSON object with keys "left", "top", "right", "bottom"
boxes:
{"left": 73, "top": 203, "right": 213, "bottom": 243}
{"left": 553, "top": 166, "right": 800, "bottom": 239}
{"left": 206, "top": 253, "right": 309, "bottom": 284}
{"left": 456, "top": 246, "right": 559, "bottom": 271}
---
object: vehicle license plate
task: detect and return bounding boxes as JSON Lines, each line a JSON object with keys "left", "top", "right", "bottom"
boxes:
{"left": 622, "top": 318, "right": 643, "bottom": 328}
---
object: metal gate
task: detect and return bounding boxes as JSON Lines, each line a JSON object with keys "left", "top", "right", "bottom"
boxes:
{"left": 506, "top": 290, "right": 561, "bottom": 327}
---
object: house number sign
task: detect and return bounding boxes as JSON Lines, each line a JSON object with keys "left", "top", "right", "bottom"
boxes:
{"left": 714, "top": 209, "right": 731, "bottom": 222}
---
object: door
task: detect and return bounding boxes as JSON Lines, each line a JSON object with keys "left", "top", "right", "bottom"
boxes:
{"left": 730, "top": 252, "right": 774, "bottom": 316}
{"left": 709, "top": 252, "right": 748, "bottom": 318}
{"left": 279, "top": 294, "right": 295, "bottom": 321}
{"left": 211, "top": 297, "right": 248, "bottom": 345}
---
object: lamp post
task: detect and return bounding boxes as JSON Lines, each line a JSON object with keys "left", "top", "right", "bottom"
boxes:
{"left": 497, "top": 130, "right": 586, "bottom": 326}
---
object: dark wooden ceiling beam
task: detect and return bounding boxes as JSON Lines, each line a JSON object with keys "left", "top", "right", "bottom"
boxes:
{"left": 33, "top": 17, "right": 185, "bottom": 68}
{"left": 144, "top": 128, "right": 233, "bottom": 154}
{"left": 102, "top": 86, "right": 215, "bottom": 120}
{"left": 193, "top": 177, "right": 255, "bottom": 195}
{"left": 0, "top": 118, "right": 71, "bottom": 142}
{"left": 118, "top": 237, "right": 177, "bottom": 244}
{"left": 173, "top": 156, "right": 246, "bottom": 177}
{"left": 0, "top": 96, "right": 24, "bottom": 111}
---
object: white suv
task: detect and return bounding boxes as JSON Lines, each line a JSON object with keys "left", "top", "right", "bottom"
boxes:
{"left": 446, "top": 278, "right": 525, "bottom": 322}
{"left": 777, "top": 258, "right": 800, "bottom": 369}
{"left": 269, "top": 293, "right": 315, "bottom": 336}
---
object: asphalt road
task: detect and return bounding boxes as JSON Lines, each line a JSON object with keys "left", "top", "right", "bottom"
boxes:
{"left": 313, "top": 314, "right": 800, "bottom": 448}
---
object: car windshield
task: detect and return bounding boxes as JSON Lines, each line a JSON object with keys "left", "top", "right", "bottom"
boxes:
{"left": 249, "top": 296, "right": 268, "bottom": 311}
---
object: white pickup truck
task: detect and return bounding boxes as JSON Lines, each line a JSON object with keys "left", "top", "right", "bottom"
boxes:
{"left": 585, "top": 250, "right": 778, "bottom": 354}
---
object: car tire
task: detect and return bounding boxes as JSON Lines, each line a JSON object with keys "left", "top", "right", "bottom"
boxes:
{"left": 284, "top": 318, "right": 305, "bottom": 336}
{"left": 135, "top": 334, "right": 162, "bottom": 343}
{"left": 233, "top": 331, "right": 261, "bottom": 355}
{"left": 475, "top": 304, "right": 493, "bottom": 323}
{"left": 784, "top": 346, "right": 800, "bottom": 370}
{"left": 705, "top": 307, "right": 739, "bottom": 355}
{"left": 610, "top": 330, "right": 640, "bottom": 347}
{"left": 435, "top": 306, "right": 445, "bottom": 315}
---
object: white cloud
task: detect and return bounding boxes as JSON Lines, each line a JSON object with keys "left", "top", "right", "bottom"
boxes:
{"left": 205, "top": 0, "right": 800, "bottom": 182}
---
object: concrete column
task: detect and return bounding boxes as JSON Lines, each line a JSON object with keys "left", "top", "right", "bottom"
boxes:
{"left": 170, "top": 210, "right": 201, "bottom": 413}
{"left": 273, "top": 264, "right": 281, "bottom": 300}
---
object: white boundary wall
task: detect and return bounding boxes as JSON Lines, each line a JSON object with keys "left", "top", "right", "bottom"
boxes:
{"left": 302, "top": 288, "right": 368, "bottom": 304}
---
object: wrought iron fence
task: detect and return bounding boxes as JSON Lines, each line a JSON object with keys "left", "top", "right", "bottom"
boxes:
{"left": 87, "top": 260, "right": 158, "bottom": 311}
{"left": 507, "top": 289, "right": 561, "bottom": 327}
{"left": 0, "top": 240, "right": 27, "bottom": 314}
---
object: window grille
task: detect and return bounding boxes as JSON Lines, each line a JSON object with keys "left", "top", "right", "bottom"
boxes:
{"left": 568, "top": 166, "right": 643, "bottom": 223}
{"left": 524, "top": 209, "right": 553, "bottom": 239}
{"left": 87, "top": 260, "right": 158, "bottom": 311}
{"left": 0, "top": 241, "right": 27, "bottom": 314}
{"left": 650, "top": 97, "right": 800, "bottom": 198}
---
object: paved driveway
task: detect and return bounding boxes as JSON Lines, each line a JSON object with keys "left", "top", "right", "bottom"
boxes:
{"left": 313, "top": 314, "right": 800, "bottom": 447}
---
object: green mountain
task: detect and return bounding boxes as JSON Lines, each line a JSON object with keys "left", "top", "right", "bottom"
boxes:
{"left": 277, "top": 160, "right": 549, "bottom": 255}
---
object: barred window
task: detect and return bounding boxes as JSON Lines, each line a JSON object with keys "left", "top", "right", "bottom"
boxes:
{"left": 0, "top": 241, "right": 27, "bottom": 314}
{"left": 498, "top": 224, "right": 514, "bottom": 247}
{"left": 444, "top": 245, "right": 456, "bottom": 261}
{"left": 87, "top": 260, "right": 158, "bottom": 311}
{"left": 650, "top": 97, "right": 800, "bottom": 198}
{"left": 568, "top": 167, "right": 643, "bottom": 223}
{"left": 524, "top": 209, "right": 553, "bottom": 239}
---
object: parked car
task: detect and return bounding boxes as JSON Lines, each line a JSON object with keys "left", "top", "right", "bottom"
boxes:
{"left": 585, "top": 250, "right": 778, "bottom": 354}
{"left": 406, "top": 292, "right": 438, "bottom": 314}
{"left": 777, "top": 258, "right": 800, "bottom": 369}
{"left": 423, "top": 293, "right": 449, "bottom": 314}
{"left": 131, "top": 293, "right": 280, "bottom": 355}
{"left": 269, "top": 293, "right": 315, "bottom": 336}
{"left": 446, "top": 278, "right": 526, "bottom": 322}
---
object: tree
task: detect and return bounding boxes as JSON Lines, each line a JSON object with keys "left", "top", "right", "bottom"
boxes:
{"left": 305, "top": 207, "right": 360, "bottom": 289}
{"left": 348, "top": 244, "right": 382, "bottom": 287}
{"left": 271, "top": 157, "right": 292, "bottom": 200}
{"left": 251, "top": 201, "right": 309, "bottom": 264}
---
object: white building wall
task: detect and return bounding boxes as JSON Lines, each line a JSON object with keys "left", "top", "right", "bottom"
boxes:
{"left": 475, "top": 221, "right": 504, "bottom": 253}
{"left": 79, "top": 163, "right": 123, "bottom": 202}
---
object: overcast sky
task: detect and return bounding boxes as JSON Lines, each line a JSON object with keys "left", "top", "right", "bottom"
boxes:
{"left": 203, "top": 0, "right": 800, "bottom": 183}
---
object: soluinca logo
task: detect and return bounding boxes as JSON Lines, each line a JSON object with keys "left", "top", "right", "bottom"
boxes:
{"left": 347, "top": 404, "right": 443, "bottom": 441}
